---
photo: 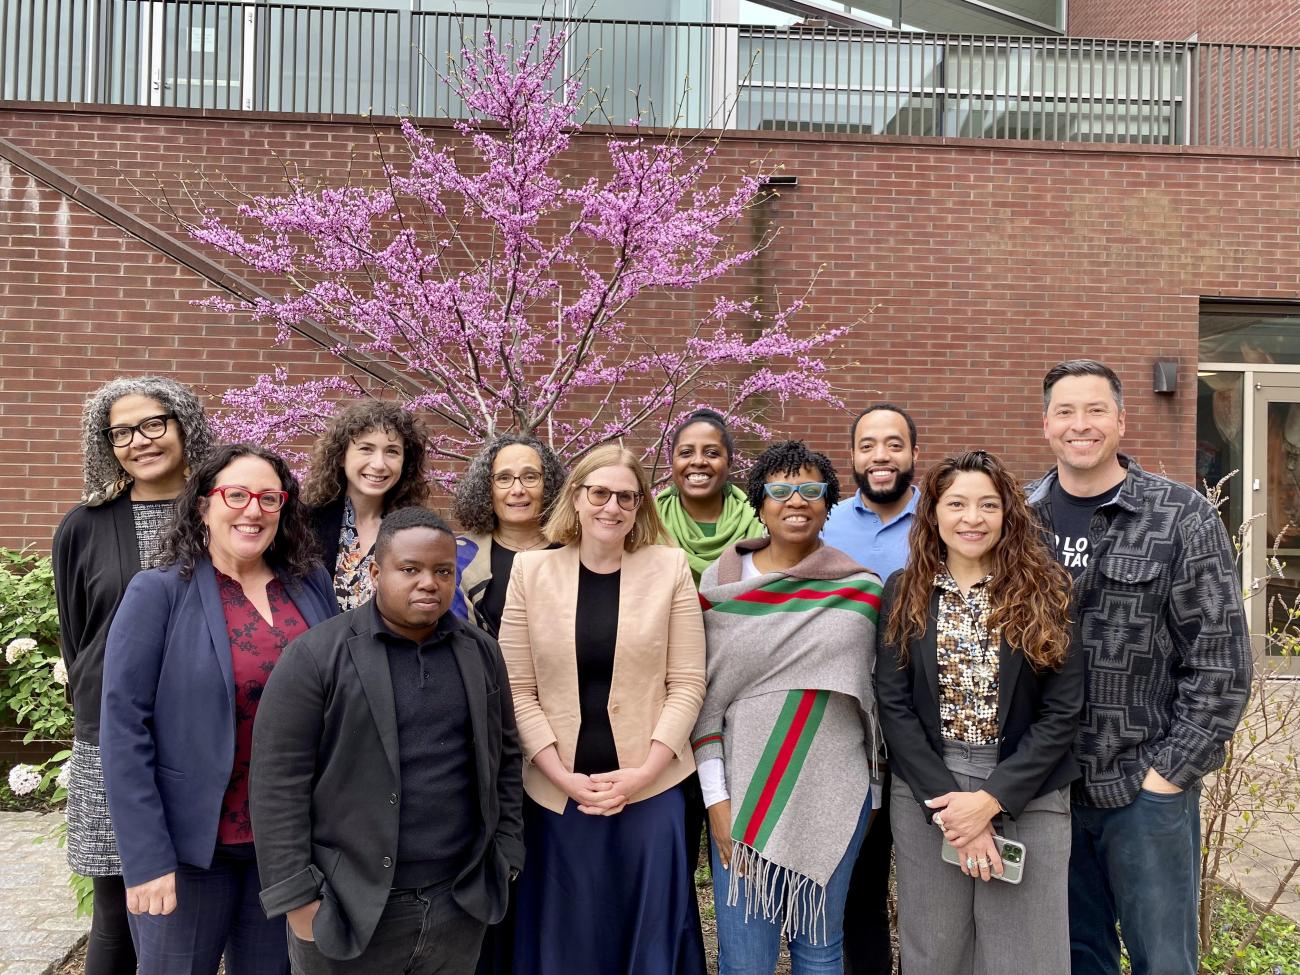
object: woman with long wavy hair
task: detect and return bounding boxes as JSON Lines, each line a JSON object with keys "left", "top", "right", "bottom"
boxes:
{"left": 100, "top": 444, "right": 337, "bottom": 974}
{"left": 876, "top": 450, "right": 1083, "bottom": 975}
{"left": 302, "top": 401, "right": 431, "bottom": 610}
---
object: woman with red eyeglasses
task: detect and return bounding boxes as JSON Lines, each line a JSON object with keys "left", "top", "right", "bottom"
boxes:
{"left": 100, "top": 444, "right": 337, "bottom": 975}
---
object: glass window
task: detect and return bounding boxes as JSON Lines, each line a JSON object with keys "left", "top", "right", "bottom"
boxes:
{"left": 1201, "top": 307, "right": 1300, "bottom": 366}
{"left": 1196, "top": 371, "right": 1244, "bottom": 538}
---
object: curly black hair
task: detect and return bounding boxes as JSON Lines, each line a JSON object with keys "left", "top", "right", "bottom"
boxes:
{"left": 744, "top": 440, "right": 841, "bottom": 514}
{"left": 156, "top": 443, "right": 321, "bottom": 580}
{"left": 451, "top": 434, "right": 567, "bottom": 535}
{"left": 301, "top": 400, "right": 431, "bottom": 512}
{"left": 670, "top": 408, "right": 735, "bottom": 462}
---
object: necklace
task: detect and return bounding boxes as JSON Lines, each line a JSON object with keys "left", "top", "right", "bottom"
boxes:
{"left": 494, "top": 531, "right": 547, "bottom": 552}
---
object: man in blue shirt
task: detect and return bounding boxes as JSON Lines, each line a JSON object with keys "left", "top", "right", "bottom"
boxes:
{"left": 824, "top": 403, "right": 920, "bottom": 581}
{"left": 825, "top": 402, "right": 919, "bottom": 975}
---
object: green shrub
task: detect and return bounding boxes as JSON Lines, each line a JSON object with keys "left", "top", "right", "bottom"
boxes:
{"left": 0, "top": 548, "right": 71, "bottom": 748}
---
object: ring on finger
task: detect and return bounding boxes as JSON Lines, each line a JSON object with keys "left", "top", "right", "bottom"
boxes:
{"left": 966, "top": 856, "right": 976, "bottom": 869}
{"left": 977, "top": 858, "right": 990, "bottom": 868}
{"left": 934, "top": 815, "right": 945, "bottom": 830}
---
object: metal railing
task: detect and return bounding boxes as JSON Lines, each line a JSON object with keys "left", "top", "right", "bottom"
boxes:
{"left": 2, "top": 1, "right": 1297, "bottom": 149}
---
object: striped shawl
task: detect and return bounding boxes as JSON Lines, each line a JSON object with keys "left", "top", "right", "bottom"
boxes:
{"left": 691, "top": 539, "right": 882, "bottom": 942}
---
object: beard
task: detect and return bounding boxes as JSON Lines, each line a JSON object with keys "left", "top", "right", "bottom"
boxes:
{"left": 854, "top": 464, "right": 915, "bottom": 506}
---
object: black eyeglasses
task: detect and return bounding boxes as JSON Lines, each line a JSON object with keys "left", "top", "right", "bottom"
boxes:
{"left": 208, "top": 486, "right": 289, "bottom": 513}
{"left": 579, "top": 484, "right": 643, "bottom": 511}
{"left": 492, "top": 471, "right": 544, "bottom": 489}
{"left": 102, "top": 413, "right": 176, "bottom": 448}
{"left": 763, "top": 482, "right": 829, "bottom": 503}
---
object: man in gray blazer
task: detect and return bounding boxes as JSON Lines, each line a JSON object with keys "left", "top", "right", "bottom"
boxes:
{"left": 251, "top": 506, "right": 524, "bottom": 974}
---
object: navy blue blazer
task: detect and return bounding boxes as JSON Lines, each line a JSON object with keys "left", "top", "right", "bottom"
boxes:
{"left": 101, "top": 557, "right": 337, "bottom": 888}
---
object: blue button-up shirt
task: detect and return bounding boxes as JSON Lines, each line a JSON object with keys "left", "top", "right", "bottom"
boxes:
{"left": 822, "top": 485, "right": 920, "bottom": 582}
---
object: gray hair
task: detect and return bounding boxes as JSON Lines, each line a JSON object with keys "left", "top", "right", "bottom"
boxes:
{"left": 451, "top": 434, "right": 567, "bottom": 535}
{"left": 79, "top": 376, "right": 215, "bottom": 506}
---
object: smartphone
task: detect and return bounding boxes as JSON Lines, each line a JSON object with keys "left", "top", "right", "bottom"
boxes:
{"left": 940, "top": 834, "right": 1026, "bottom": 885}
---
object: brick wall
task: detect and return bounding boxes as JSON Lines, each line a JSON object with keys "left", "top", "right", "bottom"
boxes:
{"left": 1070, "top": 0, "right": 1300, "bottom": 43}
{"left": 3, "top": 105, "right": 1300, "bottom": 553}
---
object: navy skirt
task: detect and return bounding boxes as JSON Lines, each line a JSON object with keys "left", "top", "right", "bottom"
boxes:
{"left": 514, "top": 784, "right": 706, "bottom": 975}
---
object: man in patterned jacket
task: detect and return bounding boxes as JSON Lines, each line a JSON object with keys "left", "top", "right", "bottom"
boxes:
{"left": 1028, "top": 359, "right": 1251, "bottom": 975}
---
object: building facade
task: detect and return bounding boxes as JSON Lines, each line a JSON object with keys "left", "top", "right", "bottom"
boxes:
{"left": 2, "top": 0, "right": 1299, "bottom": 667}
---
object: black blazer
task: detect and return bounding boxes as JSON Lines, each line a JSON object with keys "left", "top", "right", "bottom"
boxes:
{"left": 875, "top": 572, "right": 1083, "bottom": 821}
{"left": 52, "top": 494, "right": 146, "bottom": 743}
{"left": 250, "top": 606, "right": 525, "bottom": 962}
{"left": 308, "top": 498, "right": 347, "bottom": 581}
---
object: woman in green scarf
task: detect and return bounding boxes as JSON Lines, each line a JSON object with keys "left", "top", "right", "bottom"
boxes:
{"left": 657, "top": 409, "right": 765, "bottom": 584}
{"left": 658, "top": 408, "right": 763, "bottom": 875}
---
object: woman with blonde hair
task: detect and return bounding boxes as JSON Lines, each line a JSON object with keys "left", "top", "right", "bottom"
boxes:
{"left": 499, "top": 442, "right": 707, "bottom": 975}
{"left": 877, "top": 450, "right": 1083, "bottom": 975}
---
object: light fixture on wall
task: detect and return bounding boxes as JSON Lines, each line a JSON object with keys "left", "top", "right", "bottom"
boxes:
{"left": 1153, "top": 360, "right": 1178, "bottom": 395}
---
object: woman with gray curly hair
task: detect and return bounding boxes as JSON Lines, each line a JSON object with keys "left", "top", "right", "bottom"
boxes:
{"left": 451, "top": 434, "right": 566, "bottom": 640}
{"left": 52, "top": 376, "right": 213, "bottom": 975}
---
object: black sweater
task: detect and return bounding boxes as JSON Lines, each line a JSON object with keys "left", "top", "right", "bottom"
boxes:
{"left": 52, "top": 494, "right": 142, "bottom": 743}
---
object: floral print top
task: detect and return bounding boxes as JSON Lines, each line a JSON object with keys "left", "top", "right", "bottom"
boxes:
{"left": 333, "top": 496, "right": 377, "bottom": 611}
{"left": 216, "top": 570, "right": 308, "bottom": 844}
{"left": 934, "top": 570, "right": 1001, "bottom": 745}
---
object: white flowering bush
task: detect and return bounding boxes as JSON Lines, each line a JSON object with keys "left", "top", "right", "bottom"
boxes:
{"left": 0, "top": 549, "right": 72, "bottom": 811}
{"left": 0, "top": 549, "right": 71, "bottom": 745}
{"left": 7, "top": 763, "right": 40, "bottom": 795}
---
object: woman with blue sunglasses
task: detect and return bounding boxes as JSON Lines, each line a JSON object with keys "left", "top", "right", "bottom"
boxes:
{"left": 691, "top": 441, "right": 884, "bottom": 974}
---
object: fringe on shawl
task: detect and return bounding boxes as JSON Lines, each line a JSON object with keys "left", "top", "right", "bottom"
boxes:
{"left": 722, "top": 710, "right": 884, "bottom": 946}
{"left": 726, "top": 842, "right": 831, "bottom": 945}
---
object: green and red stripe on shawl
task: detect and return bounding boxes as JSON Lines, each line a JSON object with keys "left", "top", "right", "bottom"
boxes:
{"left": 700, "top": 576, "right": 882, "bottom": 619}
{"left": 732, "top": 688, "right": 829, "bottom": 849}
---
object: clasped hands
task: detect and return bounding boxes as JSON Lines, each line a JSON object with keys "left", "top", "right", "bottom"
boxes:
{"left": 926, "top": 788, "right": 1004, "bottom": 883}
{"left": 561, "top": 766, "right": 652, "bottom": 816}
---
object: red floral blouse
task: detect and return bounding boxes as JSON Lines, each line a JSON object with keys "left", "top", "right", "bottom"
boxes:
{"left": 215, "top": 570, "right": 308, "bottom": 845}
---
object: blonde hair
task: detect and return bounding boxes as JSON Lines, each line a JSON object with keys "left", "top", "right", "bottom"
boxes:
{"left": 543, "top": 443, "right": 666, "bottom": 552}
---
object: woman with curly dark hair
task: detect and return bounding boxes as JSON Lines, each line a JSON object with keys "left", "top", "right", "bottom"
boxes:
{"left": 451, "top": 433, "right": 566, "bottom": 638}
{"left": 876, "top": 450, "right": 1082, "bottom": 975}
{"left": 53, "top": 376, "right": 214, "bottom": 975}
{"left": 100, "top": 444, "right": 337, "bottom": 975}
{"left": 692, "top": 441, "right": 883, "bottom": 974}
{"left": 302, "top": 400, "right": 431, "bottom": 610}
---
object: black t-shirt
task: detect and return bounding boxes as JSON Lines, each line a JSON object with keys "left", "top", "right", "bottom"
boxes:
{"left": 573, "top": 563, "right": 621, "bottom": 775}
{"left": 1049, "top": 480, "right": 1119, "bottom": 579}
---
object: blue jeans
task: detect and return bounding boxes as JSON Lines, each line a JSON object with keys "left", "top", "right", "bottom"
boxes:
{"left": 710, "top": 798, "right": 870, "bottom": 975}
{"left": 1069, "top": 786, "right": 1201, "bottom": 975}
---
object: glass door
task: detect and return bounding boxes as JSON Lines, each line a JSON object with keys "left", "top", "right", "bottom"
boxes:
{"left": 135, "top": 1, "right": 251, "bottom": 110}
{"left": 1247, "top": 375, "right": 1300, "bottom": 675}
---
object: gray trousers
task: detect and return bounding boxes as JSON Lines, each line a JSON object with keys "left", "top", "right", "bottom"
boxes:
{"left": 891, "top": 741, "right": 1072, "bottom": 975}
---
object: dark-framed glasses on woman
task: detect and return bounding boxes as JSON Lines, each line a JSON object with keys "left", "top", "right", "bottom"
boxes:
{"left": 493, "top": 471, "right": 543, "bottom": 489}
{"left": 208, "top": 486, "right": 289, "bottom": 513}
{"left": 580, "top": 484, "right": 643, "bottom": 511}
{"left": 102, "top": 413, "right": 176, "bottom": 448}
{"left": 763, "top": 482, "right": 829, "bottom": 503}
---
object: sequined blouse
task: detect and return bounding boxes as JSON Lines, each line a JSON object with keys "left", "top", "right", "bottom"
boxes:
{"left": 934, "top": 570, "right": 1001, "bottom": 744}
{"left": 333, "top": 497, "right": 377, "bottom": 611}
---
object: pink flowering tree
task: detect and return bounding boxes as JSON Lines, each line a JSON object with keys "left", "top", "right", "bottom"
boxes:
{"left": 190, "top": 23, "right": 850, "bottom": 479}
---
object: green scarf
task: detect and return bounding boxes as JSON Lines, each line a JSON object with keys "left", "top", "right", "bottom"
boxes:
{"left": 656, "top": 483, "right": 765, "bottom": 582}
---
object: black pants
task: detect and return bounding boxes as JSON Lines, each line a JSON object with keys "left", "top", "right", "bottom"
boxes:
{"left": 87, "top": 874, "right": 136, "bottom": 975}
{"left": 843, "top": 767, "right": 898, "bottom": 975}
{"left": 289, "top": 883, "right": 486, "bottom": 975}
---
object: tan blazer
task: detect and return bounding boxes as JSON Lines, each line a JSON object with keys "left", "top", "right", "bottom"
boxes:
{"left": 498, "top": 543, "right": 706, "bottom": 813}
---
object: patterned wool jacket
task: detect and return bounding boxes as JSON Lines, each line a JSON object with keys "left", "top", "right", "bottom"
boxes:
{"left": 1027, "top": 456, "right": 1252, "bottom": 809}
